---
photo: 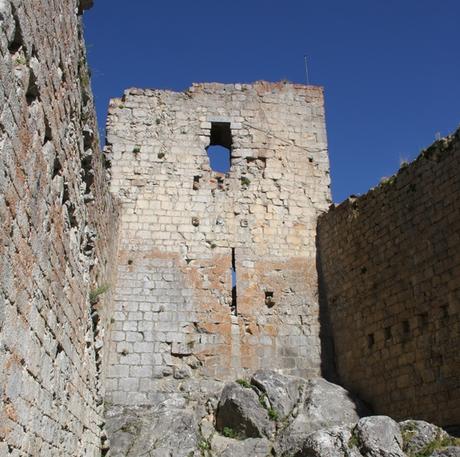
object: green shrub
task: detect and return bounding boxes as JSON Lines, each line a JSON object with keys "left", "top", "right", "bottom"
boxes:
{"left": 222, "top": 427, "right": 237, "bottom": 439}
{"left": 268, "top": 408, "right": 279, "bottom": 421}
{"left": 89, "top": 284, "right": 109, "bottom": 304}
{"left": 236, "top": 379, "right": 251, "bottom": 388}
{"left": 240, "top": 177, "right": 251, "bottom": 187}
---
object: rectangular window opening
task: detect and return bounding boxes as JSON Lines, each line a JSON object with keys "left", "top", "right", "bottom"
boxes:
{"left": 231, "top": 248, "right": 237, "bottom": 316}
{"left": 402, "top": 320, "right": 410, "bottom": 334}
{"left": 419, "top": 312, "right": 429, "bottom": 328}
{"left": 193, "top": 175, "right": 200, "bottom": 190}
{"left": 440, "top": 305, "right": 449, "bottom": 318}
{"left": 367, "top": 333, "right": 374, "bottom": 349}
{"left": 207, "top": 122, "right": 232, "bottom": 173}
{"left": 384, "top": 326, "right": 392, "bottom": 341}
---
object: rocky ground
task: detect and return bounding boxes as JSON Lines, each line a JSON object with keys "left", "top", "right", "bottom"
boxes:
{"left": 104, "top": 370, "right": 460, "bottom": 456}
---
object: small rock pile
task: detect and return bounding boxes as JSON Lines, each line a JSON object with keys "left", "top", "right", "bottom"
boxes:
{"left": 105, "top": 370, "right": 460, "bottom": 456}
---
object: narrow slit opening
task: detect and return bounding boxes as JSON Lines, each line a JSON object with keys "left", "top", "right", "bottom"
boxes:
{"left": 402, "top": 320, "right": 410, "bottom": 334}
{"left": 231, "top": 247, "right": 237, "bottom": 316}
{"left": 367, "top": 333, "right": 374, "bottom": 348}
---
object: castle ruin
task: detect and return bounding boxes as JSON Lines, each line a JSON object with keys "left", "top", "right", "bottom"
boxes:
{"left": 0, "top": 0, "right": 459, "bottom": 455}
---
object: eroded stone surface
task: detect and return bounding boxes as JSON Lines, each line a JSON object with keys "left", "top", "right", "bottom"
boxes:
{"left": 215, "top": 382, "right": 275, "bottom": 438}
{"left": 105, "top": 371, "right": 457, "bottom": 457}
{"left": 354, "top": 416, "right": 404, "bottom": 457}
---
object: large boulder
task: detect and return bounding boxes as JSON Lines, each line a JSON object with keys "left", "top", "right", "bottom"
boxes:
{"left": 354, "top": 416, "right": 404, "bottom": 457}
{"left": 400, "top": 420, "right": 448, "bottom": 455}
{"left": 303, "top": 378, "right": 368, "bottom": 429}
{"left": 297, "top": 424, "right": 363, "bottom": 457}
{"left": 276, "top": 377, "right": 367, "bottom": 456}
{"left": 400, "top": 420, "right": 460, "bottom": 457}
{"left": 215, "top": 382, "right": 275, "bottom": 439}
{"left": 251, "top": 369, "right": 304, "bottom": 420}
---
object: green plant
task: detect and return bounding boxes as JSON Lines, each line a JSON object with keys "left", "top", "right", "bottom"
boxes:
{"left": 348, "top": 432, "right": 359, "bottom": 449}
{"left": 413, "top": 434, "right": 460, "bottom": 457}
{"left": 240, "top": 177, "right": 251, "bottom": 187}
{"left": 155, "top": 118, "right": 161, "bottom": 125}
{"left": 119, "top": 105, "right": 124, "bottom": 109}
{"left": 268, "top": 408, "right": 279, "bottom": 421}
{"left": 15, "top": 56, "right": 27, "bottom": 65}
{"left": 258, "top": 393, "right": 267, "bottom": 408}
{"left": 158, "top": 152, "right": 165, "bottom": 159}
{"left": 380, "top": 176, "right": 395, "bottom": 186}
{"left": 132, "top": 146, "right": 141, "bottom": 154}
{"left": 89, "top": 284, "right": 109, "bottom": 304}
{"left": 236, "top": 379, "right": 251, "bottom": 388}
{"left": 198, "top": 440, "right": 210, "bottom": 450}
{"left": 222, "top": 427, "right": 237, "bottom": 439}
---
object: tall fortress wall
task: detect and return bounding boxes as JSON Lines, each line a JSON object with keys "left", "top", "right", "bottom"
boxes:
{"left": 0, "top": 0, "right": 119, "bottom": 455}
{"left": 104, "top": 83, "right": 331, "bottom": 405}
{"left": 318, "top": 130, "right": 460, "bottom": 427}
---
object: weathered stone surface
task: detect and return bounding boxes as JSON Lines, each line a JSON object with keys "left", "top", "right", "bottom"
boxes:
{"left": 354, "top": 416, "right": 404, "bottom": 457}
{"left": 303, "top": 378, "right": 367, "bottom": 428}
{"left": 274, "top": 376, "right": 367, "bottom": 456}
{"left": 215, "top": 382, "right": 275, "bottom": 438}
{"left": 400, "top": 420, "right": 449, "bottom": 455}
{"left": 251, "top": 369, "right": 303, "bottom": 419}
{"left": 297, "top": 425, "right": 363, "bottom": 457}
{"left": 106, "top": 401, "right": 200, "bottom": 457}
{"left": 431, "top": 448, "right": 460, "bottom": 457}
{"left": 210, "top": 435, "right": 272, "bottom": 457}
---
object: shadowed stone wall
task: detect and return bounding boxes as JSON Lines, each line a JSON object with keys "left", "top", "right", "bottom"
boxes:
{"left": 0, "top": 0, "right": 119, "bottom": 455}
{"left": 318, "top": 128, "right": 460, "bottom": 427}
{"left": 105, "top": 82, "right": 331, "bottom": 405}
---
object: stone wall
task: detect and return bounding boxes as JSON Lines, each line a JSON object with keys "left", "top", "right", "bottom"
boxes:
{"left": 105, "top": 82, "right": 331, "bottom": 406}
{"left": 0, "top": 0, "right": 119, "bottom": 455}
{"left": 317, "top": 129, "right": 460, "bottom": 427}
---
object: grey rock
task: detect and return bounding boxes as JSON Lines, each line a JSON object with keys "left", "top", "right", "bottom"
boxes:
{"left": 215, "top": 382, "right": 275, "bottom": 438}
{"left": 432, "top": 447, "right": 460, "bottom": 457}
{"left": 106, "top": 402, "right": 199, "bottom": 457}
{"left": 400, "top": 420, "right": 448, "bottom": 455}
{"left": 276, "top": 378, "right": 364, "bottom": 456}
{"left": 210, "top": 435, "right": 272, "bottom": 457}
{"left": 251, "top": 369, "right": 303, "bottom": 419}
{"left": 354, "top": 416, "right": 404, "bottom": 457}
{"left": 298, "top": 425, "right": 363, "bottom": 457}
{"left": 303, "top": 378, "right": 368, "bottom": 429}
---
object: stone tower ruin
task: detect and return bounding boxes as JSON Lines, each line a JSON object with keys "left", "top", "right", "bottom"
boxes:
{"left": 104, "top": 82, "right": 331, "bottom": 405}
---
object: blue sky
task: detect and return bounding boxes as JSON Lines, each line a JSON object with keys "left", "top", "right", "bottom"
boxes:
{"left": 84, "top": 0, "right": 460, "bottom": 203}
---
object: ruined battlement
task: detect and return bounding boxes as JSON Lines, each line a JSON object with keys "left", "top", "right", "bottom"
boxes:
{"left": 104, "top": 81, "right": 331, "bottom": 405}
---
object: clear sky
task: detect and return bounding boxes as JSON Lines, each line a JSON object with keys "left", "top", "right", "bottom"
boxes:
{"left": 83, "top": 0, "right": 460, "bottom": 203}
